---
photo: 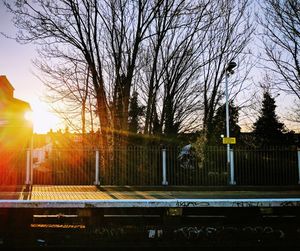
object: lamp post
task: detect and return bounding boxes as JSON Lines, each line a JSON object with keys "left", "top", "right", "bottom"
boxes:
{"left": 225, "top": 61, "right": 236, "bottom": 185}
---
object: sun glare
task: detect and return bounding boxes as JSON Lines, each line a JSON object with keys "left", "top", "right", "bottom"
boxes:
{"left": 32, "top": 110, "right": 60, "bottom": 134}
{"left": 24, "top": 111, "right": 33, "bottom": 122}
{"left": 30, "top": 100, "right": 60, "bottom": 134}
{"left": 34, "top": 112, "right": 60, "bottom": 134}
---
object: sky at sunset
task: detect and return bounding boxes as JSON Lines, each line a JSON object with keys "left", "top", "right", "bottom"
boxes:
{"left": 0, "top": 2, "right": 61, "bottom": 133}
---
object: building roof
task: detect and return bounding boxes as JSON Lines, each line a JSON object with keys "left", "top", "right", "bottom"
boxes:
{"left": 0, "top": 75, "right": 15, "bottom": 94}
{"left": 0, "top": 75, "right": 31, "bottom": 111}
{"left": 11, "top": 97, "right": 31, "bottom": 111}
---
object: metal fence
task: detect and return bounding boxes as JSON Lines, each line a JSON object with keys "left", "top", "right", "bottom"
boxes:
{"left": 1, "top": 146, "right": 300, "bottom": 186}
{"left": 99, "top": 146, "right": 161, "bottom": 185}
{"left": 234, "top": 147, "right": 299, "bottom": 185}
{"left": 33, "top": 149, "right": 96, "bottom": 185}
{"left": 0, "top": 148, "right": 26, "bottom": 185}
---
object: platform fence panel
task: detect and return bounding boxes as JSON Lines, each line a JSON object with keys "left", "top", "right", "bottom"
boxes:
{"left": 33, "top": 148, "right": 95, "bottom": 185}
{"left": 165, "top": 146, "right": 228, "bottom": 186}
{"left": 99, "top": 146, "right": 298, "bottom": 186}
{"left": 100, "top": 146, "right": 162, "bottom": 186}
{"left": 0, "top": 148, "right": 26, "bottom": 185}
{"left": 234, "top": 147, "right": 298, "bottom": 185}
{"left": 1, "top": 146, "right": 299, "bottom": 186}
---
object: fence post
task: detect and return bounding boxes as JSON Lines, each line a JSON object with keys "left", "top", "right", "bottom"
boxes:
{"left": 298, "top": 149, "right": 300, "bottom": 185}
{"left": 162, "top": 149, "right": 168, "bottom": 185}
{"left": 25, "top": 149, "right": 31, "bottom": 185}
{"left": 94, "top": 149, "right": 100, "bottom": 185}
{"left": 229, "top": 148, "right": 236, "bottom": 185}
{"left": 30, "top": 137, "right": 33, "bottom": 185}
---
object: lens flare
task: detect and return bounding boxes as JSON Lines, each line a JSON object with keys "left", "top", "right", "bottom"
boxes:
{"left": 24, "top": 111, "right": 33, "bottom": 122}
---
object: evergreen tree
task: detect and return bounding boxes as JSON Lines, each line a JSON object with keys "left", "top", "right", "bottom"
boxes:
{"left": 253, "top": 92, "right": 285, "bottom": 146}
{"left": 128, "top": 91, "right": 144, "bottom": 133}
{"left": 208, "top": 101, "right": 241, "bottom": 145}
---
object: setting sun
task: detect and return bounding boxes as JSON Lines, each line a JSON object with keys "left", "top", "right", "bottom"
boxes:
{"left": 30, "top": 100, "right": 60, "bottom": 134}
{"left": 0, "top": 75, "right": 60, "bottom": 134}
{"left": 24, "top": 111, "right": 33, "bottom": 122}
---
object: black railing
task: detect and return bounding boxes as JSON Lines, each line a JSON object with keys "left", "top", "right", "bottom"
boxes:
{"left": 234, "top": 147, "right": 298, "bottom": 185}
{"left": 0, "top": 148, "right": 26, "bottom": 185}
{"left": 1, "top": 146, "right": 299, "bottom": 186}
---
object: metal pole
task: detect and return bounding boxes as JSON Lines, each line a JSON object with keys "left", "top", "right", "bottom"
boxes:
{"left": 162, "top": 149, "right": 168, "bottom": 185}
{"left": 25, "top": 149, "right": 30, "bottom": 185}
{"left": 94, "top": 150, "right": 100, "bottom": 185}
{"left": 30, "top": 136, "right": 33, "bottom": 185}
{"left": 225, "top": 72, "right": 233, "bottom": 184}
{"left": 230, "top": 148, "right": 235, "bottom": 185}
{"left": 297, "top": 149, "right": 300, "bottom": 184}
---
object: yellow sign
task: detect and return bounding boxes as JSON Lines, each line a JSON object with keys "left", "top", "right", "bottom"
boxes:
{"left": 222, "top": 137, "right": 236, "bottom": 144}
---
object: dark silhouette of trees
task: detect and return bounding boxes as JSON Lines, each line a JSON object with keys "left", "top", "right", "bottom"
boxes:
{"left": 259, "top": 0, "right": 300, "bottom": 123}
{"left": 5, "top": 0, "right": 167, "bottom": 144}
{"left": 140, "top": 0, "right": 212, "bottom": 135}
{"left": 5, "top": 0, "right": 254, "bottom": 143}
{"left": 253, "top": 91, "right": 286, "bottom": 146}
{"left": 128, "top": 91, "right": 144, "bottom": 133}
{"left": 259, "top": 0, "right": 300, "bottom": 100}
{"left": 200, "top": 0, "right": 254, "bottom": 141}
{"left": 208, "top": 101, "right": 241, "bottom": 145}
{"left": 140, "top": 0, "right": 254, "bottom": 136}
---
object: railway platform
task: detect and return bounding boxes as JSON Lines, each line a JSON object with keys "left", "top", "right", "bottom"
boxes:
{"left": 1, "top": 186, "right": 300, "bottom": 249}
{"left": 0, "top": 185, "right": 300, "bottom": 208}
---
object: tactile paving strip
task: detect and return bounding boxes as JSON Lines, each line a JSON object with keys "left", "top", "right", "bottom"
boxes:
{"left": 0, "top": 186, "right": 300, "bottom": 201}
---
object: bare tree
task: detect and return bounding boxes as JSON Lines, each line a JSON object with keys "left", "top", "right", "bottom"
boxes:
{"left": 258, "top": 0, "right": 300, "bottom": 125}
{"left": 5, "top": 0, "right": 166, "bottom": 144}
{"left": 5, "top": 0, "right": 254, "bottom": 143}
{"left": 140, "top": 0, "right": 217, "bottom": 135}
{"left": 37, "top": 59, "right": 97, "bottom": 135}
{"left": 142, "top": 0, "right": 254, "bottom": 138}
{"left": 140, "top": 0, "right": 187, "bottom": 134}
{"left": 5, "top": 0, "right": 110, "bottom": 148}
{"left": 259, "top": 0, "right": 300, "bottom": 100}
{"left": 99, "top": 0, "right": 164, "bottom": 136}
{"left": 198, "top": 0, "right": 254, "bottom": 140}
{"left": 155, "top": 23, "right": 205, "bottom": 135}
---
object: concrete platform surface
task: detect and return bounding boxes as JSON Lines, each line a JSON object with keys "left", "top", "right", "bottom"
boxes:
{"left": 0, "top": 185, "right": 299, "bottom": 200}
{"left": 0, "top": 186, "right": 299, "bottom": 208}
